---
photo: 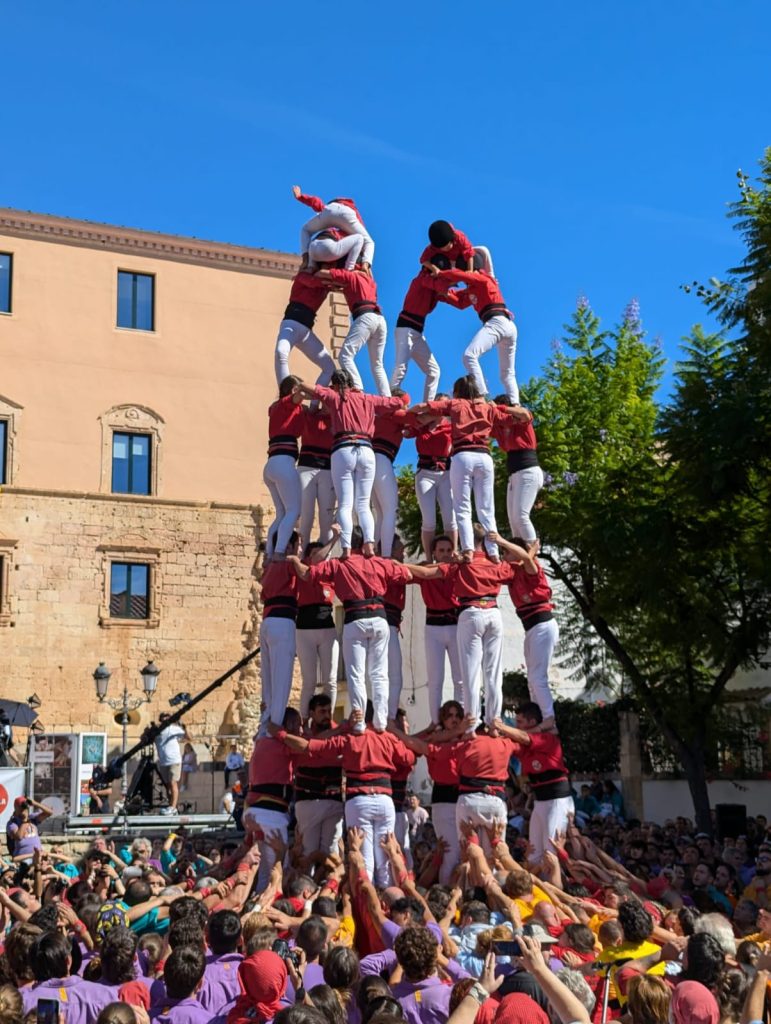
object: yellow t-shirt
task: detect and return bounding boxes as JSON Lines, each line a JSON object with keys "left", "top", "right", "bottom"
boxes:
{"left": 514, "top": 884, "right": 551, "bottom": 922}
{"left": 333, "top": 914, "right": 355, "bottom": 947}
{"left": 598, "top": 941, "right": 667, "bottom": 1005}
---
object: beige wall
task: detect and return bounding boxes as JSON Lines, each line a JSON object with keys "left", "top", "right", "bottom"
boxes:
{"left": 0, "top": 212, "right": 338, "bottom": 507}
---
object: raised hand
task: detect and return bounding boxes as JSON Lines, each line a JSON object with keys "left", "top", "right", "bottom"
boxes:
{"left": 347, "top": 827, "right": 364, "bottom": 854}
{"left": 292, "top": 185, "right": 302, "bottom": 198}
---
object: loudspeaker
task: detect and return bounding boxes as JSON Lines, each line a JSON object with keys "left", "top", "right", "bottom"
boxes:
{"left": 715, "top": 803, "right": 747, "bottom": 840}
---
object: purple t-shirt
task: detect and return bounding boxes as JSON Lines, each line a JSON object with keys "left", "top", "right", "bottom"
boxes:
{"left": 151, "top": 996, "right": 212, "bottom": 1024}
{"left": 199, "top": 952, "right": 244, "bottom": 1014}
{"left": 397, "top": 978, "right": 455, "bottom": 1024}
{"left": 381, "top": 920, "right": 444, "bottom": 949}
{"left": 23, "top": 976, "right": 113, "bottom": 1024}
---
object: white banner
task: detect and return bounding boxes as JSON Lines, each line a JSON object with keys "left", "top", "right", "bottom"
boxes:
{"left": 0, "top": 768, "right": 27, "bottom": 831}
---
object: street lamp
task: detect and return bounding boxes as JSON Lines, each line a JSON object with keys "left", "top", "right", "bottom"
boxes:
{"left": 93, "top": 660, "right": 160, "bottom": 797}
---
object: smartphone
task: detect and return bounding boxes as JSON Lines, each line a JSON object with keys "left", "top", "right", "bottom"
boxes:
{"left": 493, "top": 940, "right": 522, "bottom": 957}
{"left": 271, "top": 938, "right": 291, "bottom": 959}
{"left": 37, "top": 998, "right": 60, "bottom": 1024}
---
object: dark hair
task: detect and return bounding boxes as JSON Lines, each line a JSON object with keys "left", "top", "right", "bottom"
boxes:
{"left": 431, "top": 253, "right": 452, "bottom": 271}
{"left": 717, "top": 967, "right": 749, "bottom": 1023}
{"left": 394, "top": 926, "right": 437, "bottom": 982}
{"left": 308, "top": 984, "right": 346, "bottom": 1024}
{"left": 362, "top": 997, "right": 404, "bottom": 1024}
{"left": 515, "top": 701, "right": 544, "bottom": 725}
{"left": 389, "top": 897, "right": 422, "bottom": 921}
{"left": 351, "top": 526, "right": 365, "bottom": 552}
{"left": 168, "top": 917, "right": 205, "bottom": 951}
{"left": 736, "top": 939, "right": 761, "bottom": 966}
{"left": 452, "top": 375, "right": 482, "bottom": 400}
{"left": 285, "top": 874, "right": 315, "bottom": 898}
{"left": 564, "top": 924, "right": 595, "bottom": 954}
{"left": 274, "top": 1007, "right": 328, "bottom": 1024}
{"left": 425, "top": 886, "right": 451, "bottom": 920}
{"left": 296, "top": 916, "right": 328, "bottom": 961}
{"left": 682, "top": 932, "right": 725, "bottom": 989}
{"left": 330, "top": 369, "right": 355, "bottom": 400}
{"left": 207, "top": 910, "right": 241, "bottom": 955}
{"left": 96, "top": 1004, "right": 137, "bottom": 1024}
{"left": 4, "top": 923, "right": 42, "bottom": 983}
{"left": 308, "top": 694, "right": 332, "bottom": 713}
{"left": 356, "top": 975, "right": 392, "bottom": 1014}
{"left": 564, "top": 883, "right": 591, "bottom": 899}
{"left": 124, "top": 879, "right": 151, "bottom": 907}
{"left": 279, "top": 375, "right": 302, "bottom": 399}
{"left": 430, "top": 535, "right": 453, "bottom": 554}
{"left": 678, "top": 906, "right": 700, "bottom": 936}
{"left": 312, "top": 896, "right": 337, "bottom": 918}
{"left": 100, "top": 927, "right": 138, "bottom": 984}
{"left": 439, "top": 701, "right": 464, "bottom": 724}
{"left": 324, "top": 945, "right": 360, "bottom": 991}
{"left": 428, "top": 221, "right": 454, "bottom": 248}
{"left": 164, "top": 945, "right": 206, "bottom": 1000}
{"left": 449, "top": 979, "right": 476, "bottom": 1015}
{"left": 30, "top": 931, "right": 71, "bottom": 982}
{"left": 28, "top": 904, "right": 60, "bottom": 933}
{"left": 461, "top": 900, "right": 490, "bottom": 924}
{"left": 618, "top": 901, "right": 653, "bottom": 945}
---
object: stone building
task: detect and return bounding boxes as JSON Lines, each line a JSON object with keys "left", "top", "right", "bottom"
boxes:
{"left": 0, "top": 208, "right": 347, "bottom": 763}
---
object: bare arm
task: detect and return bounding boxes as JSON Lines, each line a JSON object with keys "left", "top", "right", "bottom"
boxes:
{"left": 493, "top": 717, "right": 532, "bottom": 746}
{"left": 487, "top": 534, "right": 539, "bottom": 574}
{"left": 519, "top": 935, "right": 591, "bottom": 1023}
{"left": 287, "top": 555, "right": 311, "bottom": 580}
{"left": 308, "top": 525, "right": 341, "bottom": 564}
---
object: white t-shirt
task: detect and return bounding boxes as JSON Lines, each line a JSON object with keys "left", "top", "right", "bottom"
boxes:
{"left": 155, "top": 724, "right": 185, "bottom": 766}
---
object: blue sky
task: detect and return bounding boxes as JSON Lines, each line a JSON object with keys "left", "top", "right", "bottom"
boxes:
{"left": 3, "top": 2, "right": 769, "bottom": 405}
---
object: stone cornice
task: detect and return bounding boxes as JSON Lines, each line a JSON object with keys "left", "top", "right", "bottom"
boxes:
{"left": 0, "top": 208, "right": 300, "bottom": 279}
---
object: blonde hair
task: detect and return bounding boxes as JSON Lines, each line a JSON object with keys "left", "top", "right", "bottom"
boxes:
{"left": 474, "top": 924, "right": 513, "bottom": 955}
{"left": 626, "top": 975, "right": 671, "bottom": 1024}
{"left": 0, "top": 984, "right": 23, "bottom": 1024}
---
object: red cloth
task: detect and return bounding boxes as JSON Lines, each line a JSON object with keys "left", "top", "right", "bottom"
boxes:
{"left": 352, "top": 886, "right": 385, "bottom": 956}
{"left": 312, "top": 387, "right": 408, "bottom": 438}
{"left": 434, "top": 268, "right": 512, "bottom": 322}
{"left": 456, "top": 734, "right": 518, "bottom": 784}
{"left": 399, "top": 271, "right": 446, "bottom": 320}
{"left": 260, "top": 561, "right": 298, "bottom": 619}
{"left": 383, "top": 575, "right": 407, "bottom": 619}
{"left": 493, "top": 992, "right": 550, "bottom": 1024}
{"left": 307, "top": 726, "right": 414, "bottom": 793}
{"left": 392, "top": 747, "right": 417, "bottom": 784}
{"left": 294, "top": 570, "right": 334, "bottom": 609}
{"left": 426, "top": 740, "right": 462, "bottom": 785}
{"left": 246, "top": 737, "right": 297, "bottom": 798}
{"left": 506, "top": 563, "right": 554, "bottom": 623}
{"left": 299, "top": 409, "right": 333, "bottom": 454}
{"left": 512, "top": 733, "right": 569, "bottom": 790}
{"left": 118, "top": 980, "right": 151, "bottom": 1009}
{"left": 420, "top": 225, "right": 475, "bottom": 267}
{"left": 492, "top": 412, "right": 537, "bottom": 452}
{"left": 319, "top": 267, "right": 380, "bottom": 313}
{"left": 228, "top": 951, "right": 287, "bottom": 1024}
{"left": 374, "top": 406, "right": 409, "bottom": 457}
{"left": 287, "top": 270, "right": 331, "bottom": 312}
{"left": 267, "top": 394, "right": 305, "bottom": 440}
{"left": 423, "top": 398, "right": 512, "bottom": 451}
{"left": 404, "top": 414, "right": 453, "bottom": 462}
{"left": 418, "top": 573, "right": 458, "bottom": 613}
{"left": 670, "top": 982, "right": 719, "bottom": 1024}
{"left": 436, "top": 551, "right": 515, "bottom": 605}
{"left": 308, "top": 553, "right": 411, "bottom": 604}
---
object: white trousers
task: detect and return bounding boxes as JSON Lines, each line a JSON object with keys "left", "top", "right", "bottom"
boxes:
{"left": 339, "top": 313, "right": 391, "bottom": 397}
{"left": 275, "top": 318, "right": 336, "bottom": 388}
{"left": 345, "top": 795, "right": 395, "bottom": 887}
{"left": 506, "top": 467, "right": 543, "bottom": 543}
{"left": 450, "top": 450, "right": 498, "bottom": 556}
{"left": 263, "top": 454, "right": 301, "bottom": 555}
{"left": 529, "top": 796, "right": 574, "bottom": 866}
{"left": 308, "top": 232, "right": 364, "bottom": 271}
{"left": 371, "top": 453, "right": 398, "bottom": 557}
{"left": 343, "top": 616, "right": 390, "bottom": 731}
{"left": 387, "top": 625, "right": 403, "bottom": 719}
{"left": 391, "top": 326, "right": 440, "bottom": 401}
{"left": 294, "top": 799, "right": 344, "bottom": 857}
{"left": 300, "top": 204, "right": 374, "bottom": 266}
{"left": 463, "top": 316, "right": 519, "bottom": 402}
{"left": 259, "top": 617, "right": 296, "bottom": 734}
{"left": 415, "top": 468, "right": 456, "bottom": 532}
{"left": 296, "top": 627, "right": 339, "bottom": 715}
{"left": 331, "top": 445, "right": 376, "bottom": 549}
{"left": 456, "top": 793, "right": 507, "bottom": 858}
{"left": 242, "top": 806, "right": 289, "bottom": 892}
{"left": 523, "top": 618, "right": 559, "bottom": 720}
{"left": 298, "top": 466, "right": 336, "bottom": 546}
{"left": 432, "top": 802, "right": 462, "bottom": 886}
{"left": 394, "top": 809, "right": 412, "bottom": 868}
{"left": 426, "top": 624, "right": 464, "bottom": 723}
{"left": 457, "top": 607, "right": 503, "bottom": 726}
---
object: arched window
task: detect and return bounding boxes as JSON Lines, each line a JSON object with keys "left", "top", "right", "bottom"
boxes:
{"left": 98, "top": 404, "right": 164, "bottom": 496}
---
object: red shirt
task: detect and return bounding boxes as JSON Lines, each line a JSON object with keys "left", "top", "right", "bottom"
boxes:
{"left": 437, "top": 551, "right": 516, "bottom": 607}
{"left": 298, "top": 409, "right": 333, "bottom": 469}
{"left": 424, "top": 398, "right": 511, "bottom": 452}
{"left": 434, "top": 268, "right": 512, "bottom": 322}
{"left": 512, "top": 733, "right": 569, "bottom": 793}
{"left": 491, "top": 413, "right": 537, "bottom": 452}
{"left": 320, "top": 268, "right": 380, "bottom": 315}
{"left": 295, "top": 723, "right": 344, "bottom": 801}
{"left": 261, "top": 561, "right": 298, "bottom": 619}
{"left": 403, "top": 412, "right": 453, "bottom": 468}
{"left": 383, "top": 575, "right": 407, "bottom": 627}
{"left": 507, "top": 563, "right": 554, "bottom": 624}
{"left": 307, "top": 727, "right": 413, "bottom": 795}
{"left": 246, "top": 736, "right": 298, "bottom": 798}
{"left": 456, "top": 734, "right": 518, "bottom": 790}
{"left": 374, "top": 406, "right": 409, "bottom": 461}
{"left": 308, "top": 553, "right": 412, "bottom": 606}
{"left": 426, "top": 740, "right": 462, "bottom": 786}
{"left": 296, "top": 192, "right": 365, "bottom": 225}
{"left": 295, "top": 571, "right": 334, "bottom": 609}
{"left": 420, "top": 225, "right": 475, "bottom": 267}
{"left": 312, "top": 387, "right": 408, "bottom": 439}
{"left": 398, "top": 271, "right": 462, "bottom": 327}
{"left": 267, "top": 395, "right": 306, "bottom": 458}
{"left": 418, "top": 574, "right": 458, "bottom": 625}
{"left": 287, "top": 271, "right": 332, "bottom": 312}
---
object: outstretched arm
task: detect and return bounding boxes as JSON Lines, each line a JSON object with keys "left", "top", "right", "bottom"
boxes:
{"left": 493, "top": 717, "right": 532, "bottom": 746}
{"left": 487, "top": 534, "right": 539, "bottom": 575}
{"left": 407, "top": 563, "right": 444, "bottom": 580}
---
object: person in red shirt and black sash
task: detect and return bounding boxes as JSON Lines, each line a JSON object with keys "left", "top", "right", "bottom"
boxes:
{"left": 453, "top": 723, "right": 519, "bottom": 858}
{"left": 371, "top": 392, "right": 409, "bottom": 557}
{"left": 274, "top": 267, "right": 335, "bottom": 388}
{"left": 493, "top": 703, "right": 574, "bottom": 867}
{"left": 296, "top": 529, "right": 341, "bottom": 717}
{"left": 403, "top": 404, "right": 458, "bottom": 556}
{"left": 244, "top": 707, "right": 302, "bottom": 891}
{"left": 258, "top": 531, "right": 300, "bottom": 736}
{"left": 390, "top": 708, "right": 417, "bottom": 866}
{"left": 492, "top": 532, "right": 558, "bottom": 730}
{"left": 270, "top": 705, "right": 414, "bottom": 887}
{"left": 297, "top": 407, "right": 335, "bottom": 546}
{"left": 293, "top": 694, "right": 345, "bottom": 859}
{"left": 415, "top": 535, "right": 463, "bottom": 724}
{"left": 492, "top": 397, "right": 543, "bottom": 544}
{"left": 264, "top": 376, "right": 305, "bottom": 559}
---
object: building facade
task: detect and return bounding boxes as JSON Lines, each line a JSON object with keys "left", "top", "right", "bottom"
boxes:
{"left": 0, "top": 208, "right": 347, "bottom": 762}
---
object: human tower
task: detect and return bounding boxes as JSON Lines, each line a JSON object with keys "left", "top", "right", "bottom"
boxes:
{"left": 248, "top": 188, "right": 571, "bottom": 891}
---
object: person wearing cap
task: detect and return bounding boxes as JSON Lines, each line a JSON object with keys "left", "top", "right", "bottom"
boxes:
{"left": 6, "top": 796, "right": 52, "bottom": 859}
{"left": 420, "top": 220, "right": 475, "bottom": 272}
